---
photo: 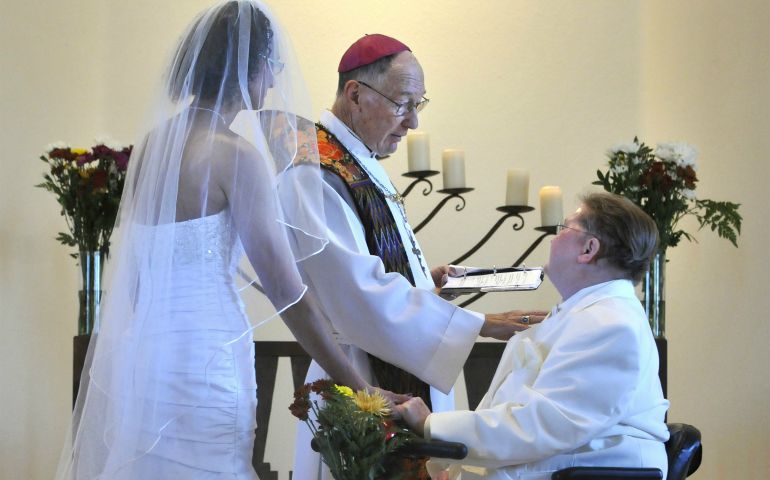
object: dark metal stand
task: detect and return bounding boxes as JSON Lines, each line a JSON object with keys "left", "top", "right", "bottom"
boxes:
{"left": 450, "top": 206, "right": 535, "bottom": 265}
{"left": 412, "top": 188, "right": 474, "bottom": 234}
{"left": 401, "top": 170, "right": 440, "bottom": 198}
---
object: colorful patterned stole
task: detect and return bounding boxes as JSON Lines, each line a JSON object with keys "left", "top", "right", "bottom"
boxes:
{"left": 316, "top": 124, "right": 432, "bottom": 410}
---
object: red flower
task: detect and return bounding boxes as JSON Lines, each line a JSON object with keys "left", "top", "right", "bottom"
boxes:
{"left": 76, "top": 153, "right": 94, "bottom": 166}
{"left": 114, "top": 152, "right": 129, "bottom": 171}
{"left": 91, "top": 169, "right": 109, "bottom": 189}
{"left": 50, "top": 148, "right": 76, "bottom": 161}
{"left": 641, "top": 162, "right": 673, "bottom": 193}
{"left": 92, "top": 144, "right": 114, "bottom": 158}
{"left": 678, "top": 165, "right": 698, "bottom": 189}
{"left": 289, "top": 396, "right": 311, "bottom": 421}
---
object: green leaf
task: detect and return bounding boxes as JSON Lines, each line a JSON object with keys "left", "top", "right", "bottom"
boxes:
{"left": 695, "top": 199, "right": 742, "bottom": 247}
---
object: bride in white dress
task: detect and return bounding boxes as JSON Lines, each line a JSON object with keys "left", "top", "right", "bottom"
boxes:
{"left": 55, "top": 2, "right": 368, "bottom": 478}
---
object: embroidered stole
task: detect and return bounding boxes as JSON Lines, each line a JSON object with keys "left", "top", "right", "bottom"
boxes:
{"left": 316, "top": 124, "right": 431, "bottom": 408}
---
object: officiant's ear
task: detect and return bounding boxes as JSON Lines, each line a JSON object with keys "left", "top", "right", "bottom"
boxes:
{"left": 341, "top": 80, "right": 361, "bottom": 105}
{"left": 577, "top": 237, "right": 601, "bottom": 264}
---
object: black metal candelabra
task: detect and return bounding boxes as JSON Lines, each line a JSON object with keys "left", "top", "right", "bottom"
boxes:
{"left": 413, "top": 188, "right": 474, "bottom": 234}
{"left": 401, "top": 170, "right": 440, "bottom": 197}
{"left": 401, "top": 171, "right": 474, "bottom": 234}
{"left": 401, "top": 170, "right": 556, "bottom": 308}
{"left": 449, "top": 206, "right": 534, "bottom": 265}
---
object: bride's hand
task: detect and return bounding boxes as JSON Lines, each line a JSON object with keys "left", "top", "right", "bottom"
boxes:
{"left": 367, "top": 387, "right": 411, "bottom": 419}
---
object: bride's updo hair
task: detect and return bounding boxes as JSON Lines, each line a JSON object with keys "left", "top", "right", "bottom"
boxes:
{"left": 168, "top": 1, "right": 273, "bottom": 103}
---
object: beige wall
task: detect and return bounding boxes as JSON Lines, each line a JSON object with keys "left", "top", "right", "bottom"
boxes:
{"left": 1, "top": 1, "right": 767, "bottom": 478}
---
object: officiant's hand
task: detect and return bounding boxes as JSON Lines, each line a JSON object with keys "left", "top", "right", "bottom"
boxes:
{"left": 430, "top": 265, "right": 451, "bottom": 287}
{"left": 393, "top": 397, "right": 432, "bottom": 437}
{"left": 481, "top": 310, "right": 548, "bottom": 340}
{"left": 431, "top": 265, "right": 461, "bottom": 300}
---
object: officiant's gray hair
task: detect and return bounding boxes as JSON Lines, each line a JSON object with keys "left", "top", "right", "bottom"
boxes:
{"left": 336, "top": 55, "right": 396, "bottom": 96}
{"left": 578, "top": 192, "right": 659, "bottom": 284}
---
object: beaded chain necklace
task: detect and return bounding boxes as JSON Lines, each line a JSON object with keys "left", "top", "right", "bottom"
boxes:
{"left": 355, "top": 158, "right": 427, "bottom": 275}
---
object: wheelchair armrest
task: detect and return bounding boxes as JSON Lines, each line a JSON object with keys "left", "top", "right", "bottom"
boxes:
{"left": 394, "top": 438, "right": 468, "bottom": 460}
{"left": 311, "top": 437, "right": 468, "bottom": 461}
{"left": 551, "top": 466, "right": 663, "bottom": 479}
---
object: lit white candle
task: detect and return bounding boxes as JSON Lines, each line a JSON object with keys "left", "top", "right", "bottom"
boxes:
{"left": 442, "top": 149, "right": 465, "bottom": 188}
{"left": 539, "top": 186, "right": 563, "bottom": 226}
{"left": 505, "top": 169, "right": 529, "bottom": 206}
{"left": 407, "top": 132, "right": 430, "bottom": 172}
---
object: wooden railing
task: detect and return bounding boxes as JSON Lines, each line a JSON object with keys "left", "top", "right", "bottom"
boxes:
{"left": 72, "top": 336, "right": 665, "bottom": 478}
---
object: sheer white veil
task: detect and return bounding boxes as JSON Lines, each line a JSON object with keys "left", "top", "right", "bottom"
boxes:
{"left": 55, "top": 1, "right": 326, "bottom": 478}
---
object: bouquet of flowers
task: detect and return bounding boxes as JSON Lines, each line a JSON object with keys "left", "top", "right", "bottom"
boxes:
{"left": 37, "top": 140, "right": 132, "bottom": 259}
{"left": 594, "top": 137, "right": 741, "bottom": 251}
{"left": 290, "top": 379, "right": 418, "bottom": 480}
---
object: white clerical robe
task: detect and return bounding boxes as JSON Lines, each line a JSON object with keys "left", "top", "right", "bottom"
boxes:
{"left": 292, "top": 111, "right": 485, "bottom": 479}
{"left": 425, "top": 280, "right": 669, "bottom": 480}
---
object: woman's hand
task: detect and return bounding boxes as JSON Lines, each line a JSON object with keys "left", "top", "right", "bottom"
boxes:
{"left": 393, "top": 397, "right": 432, "bottom": 437}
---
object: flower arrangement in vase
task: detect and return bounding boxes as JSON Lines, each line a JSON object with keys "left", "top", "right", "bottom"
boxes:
{"left": 594, "top": 137, "right": 741, "bottom": 336}
{"left": 37, "top": 140, "right": 132, "bottom": 334}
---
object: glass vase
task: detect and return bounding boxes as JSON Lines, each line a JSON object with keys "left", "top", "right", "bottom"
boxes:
{"left": 642, "top": 250, "right": 666, "bottom": 338}
{"left": 78, "top": 250, "right": 104, "bottom": 335}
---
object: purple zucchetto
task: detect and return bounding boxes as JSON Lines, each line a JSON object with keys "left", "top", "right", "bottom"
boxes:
{"left": 337, "top": 34, "right": 411, "bottom": 73}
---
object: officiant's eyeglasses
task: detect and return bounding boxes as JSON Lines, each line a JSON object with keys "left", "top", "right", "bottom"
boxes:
{"left": 357, "top": 81, "right": 429, "bottom": 116}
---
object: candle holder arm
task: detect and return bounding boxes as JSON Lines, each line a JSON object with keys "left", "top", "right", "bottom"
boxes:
{"left": 402, "top": 177, "right": 434, "bottom": 197}
{"left": 401, "top": 170, "right": 439, "bottom": 198}
{"left": 412, "top": 188, "right": 473, "bottom": 234}
{"left": 457, "top": 226, "right": 555, "bottom": 308}
{"left": 448, "top": 206, "right": 533, "bottom": 265}
{"left": 449, "top": 213, "right": 523, "bottom": 266}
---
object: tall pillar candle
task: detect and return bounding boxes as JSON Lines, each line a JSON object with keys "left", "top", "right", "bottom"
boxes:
{"left": 505, "top": 169, "right": 529, "bottom": 206}
{"left": 407, "top": 132, "right": 430, "bottom": 172}
{"left": 539, "top": 186, "right": 563, "bottom": 226}
{"left": 442, "top": 149, "right": 465, "bottom": 188}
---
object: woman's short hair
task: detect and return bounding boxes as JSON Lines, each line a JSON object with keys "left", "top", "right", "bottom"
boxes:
{"left": 169, "top": 1, "right": 273, "bottom": 103}
{"left": 578, "top": 192, "right": 659, "bottom": 284}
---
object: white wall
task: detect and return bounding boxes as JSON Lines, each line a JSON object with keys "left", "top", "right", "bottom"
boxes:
{"left": 640, "top": 2, "right": 770, "bottom": 478}
{"left": 1, "top": 2, "right": 104, "bottom": 478}
{"left": 1, "top": 1, "right": 767, "bottom": 479}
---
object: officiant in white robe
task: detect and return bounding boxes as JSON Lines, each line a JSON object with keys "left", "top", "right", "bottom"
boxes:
{"left": 292, "top": 34, "right": 546, "bottom": 479}
{"left": 397, "top": 193, "right": 670, "bottom": 480}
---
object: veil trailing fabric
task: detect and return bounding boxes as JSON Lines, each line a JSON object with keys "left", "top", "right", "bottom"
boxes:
{"left": 55, "top": 1, "right": 327, "bottom": 478}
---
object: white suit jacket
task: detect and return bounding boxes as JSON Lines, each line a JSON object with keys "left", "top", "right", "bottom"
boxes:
{"left": 292, "top": 111, "right": 484, "bottom": 479}
{"left": 426, "top": 280, "right": 669, "bottom": 480}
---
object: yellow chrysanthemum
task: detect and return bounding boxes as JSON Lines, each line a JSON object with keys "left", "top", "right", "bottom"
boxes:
{"left": 71, "top": 148, "right": 88, "bottom": 155}
{"left": 352, "top": 390, "right": 390, "bottom": 417}
{"left": 334, "top": 385, "right": 354, "bottom": 398}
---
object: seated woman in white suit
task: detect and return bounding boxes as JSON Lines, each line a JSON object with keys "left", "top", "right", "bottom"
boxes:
{"left": 397, "top": 192, "right": 670, "bottom": 480}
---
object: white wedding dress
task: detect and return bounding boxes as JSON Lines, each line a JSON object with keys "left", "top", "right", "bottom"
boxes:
{"left": 123, "top": 210, "right": 258, "bottom": 479}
